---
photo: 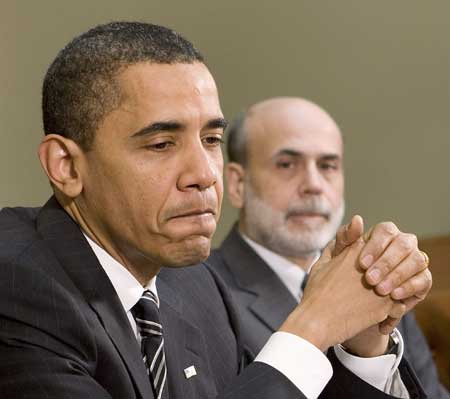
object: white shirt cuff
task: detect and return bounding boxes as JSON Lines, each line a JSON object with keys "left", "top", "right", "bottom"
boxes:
{"left": 334, "top": 328, "right": 408, "bottom": 397}
{"left": 255, "top": 331, "right": 333, "bottom": 399}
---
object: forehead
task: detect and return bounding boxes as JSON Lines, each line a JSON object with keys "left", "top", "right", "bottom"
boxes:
{"left": 116, "top": 61, "right": 222, "bottom": 119}
{"left": 246, "top": 101, "right": 343, "bottom": 159}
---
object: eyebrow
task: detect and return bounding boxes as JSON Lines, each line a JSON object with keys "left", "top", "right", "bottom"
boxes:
{"left": 131, "top": 117, "right": 228, "bottom": 139}
{"left": 274, "top": 148, "right": 341, "bottom": 161}
{"left": 206, "top": 117, "right": 228, "bottom": 130}
{"left": 131, "top": 121, "right": 183, "bottom": 138}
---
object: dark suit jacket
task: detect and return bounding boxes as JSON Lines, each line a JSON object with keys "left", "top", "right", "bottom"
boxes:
{"left": 0, "top": 199, "right": 426, "bottom": 399}
{"left": 208, "top": 226, "right": 449, "bottom": 399}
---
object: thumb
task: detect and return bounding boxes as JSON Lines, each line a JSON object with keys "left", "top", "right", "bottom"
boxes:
{"left": 333, "top": 215, "right": 364, "bottom": 257}
{"left": 312, "top": 239, "right": 335, "bottom": 272}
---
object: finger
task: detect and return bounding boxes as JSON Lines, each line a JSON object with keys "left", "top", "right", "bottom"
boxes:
{"left": 333, "top": 215, "right": 364, "bottom": 257}
{"left": 375, "top": 250, "right": 428, "bottom": 295}
{"left": 371, "top": 247, "right": 426, "bottom": 295}
{"left": 365, "top": 233, "right": 418, "bottom": 286}
{"left": 321, "top": 239, "right": 335, "bottom": 262}
{"left": 388, "top": 301, "right": 406, "bottom": 319}
{"left": 359, "top": 222, "right": 400, "bottom": 271}
{"left": 379, "top": 302, "right": 405, "bottom": 335}
{"left": 379, "top": 316, "right": 401, "bottom": 335}
{"left": 310, "top": 239, "right": 335, "bottom": 274}
{"left": 390, "top": 268, "right": 432, "bottom": 301}
{"left": 401, "top": 296, "right": 423, "bottom": 314}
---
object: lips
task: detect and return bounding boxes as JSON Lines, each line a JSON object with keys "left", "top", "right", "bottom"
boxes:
{"left": 286, "top": 211, "right": 329, "bottom": 221}
{"left": 169, "top": 208, "right": 216, "bottom": 220}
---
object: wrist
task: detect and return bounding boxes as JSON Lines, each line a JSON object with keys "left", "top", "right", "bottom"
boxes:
{"left": 342, "top": 330, "right": 400, "bottom": 358}
{"left": 279, "top": 305, "right": 332, "bottom": 352}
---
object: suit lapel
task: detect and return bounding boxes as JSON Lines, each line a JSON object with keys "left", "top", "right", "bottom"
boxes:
{"left": 157, "top": 274, "right": 218, "bottom": 399}
{"left": 221, "top": 226, "right": 298, "bottom": 331}
{"left": 36, "top": 197, "right": 153, "bottom": 399}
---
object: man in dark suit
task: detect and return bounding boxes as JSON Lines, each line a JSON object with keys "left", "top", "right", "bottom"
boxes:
{"left": 0, "top": 23, "right": 432, "bottom": 399}
{"left": 209, "top": 97, "right": 448, "bottom": 398}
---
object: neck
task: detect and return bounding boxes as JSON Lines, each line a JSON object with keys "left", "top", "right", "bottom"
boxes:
{"left": 238, "top": 221, "right": 318, "bottom": 272}
{"left": 286, "top": 253, "right": 318, "bottom": 272}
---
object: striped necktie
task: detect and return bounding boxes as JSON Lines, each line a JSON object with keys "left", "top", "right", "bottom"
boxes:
{"left": 131, "top": 290, "right": 168, "bottom": 399}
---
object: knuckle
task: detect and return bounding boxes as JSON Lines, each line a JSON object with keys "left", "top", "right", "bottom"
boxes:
{"left": 389, "top": 270, "right": 403, "bottom": 288}
{"left": 424, "top": 269, "right": 433, "bottom": 286}
{"left": 413, "top": 250, "right": 428, "bottom": 270}
{"left": 410, "top": 271, "right": 432, "bottom": 294}
{"left": 381, "top": 222, "right": 399, "bottom": 237}
{"left": 397, "top": 233, "right": 417, "bottom": 252}
{"left": 397, "top": 235, "right": 413, "bottom": 252}
{"left": 400, "top": 283, "right": 412, "bottom": 297}
{"left": 373, "top": 258, "right": 392, "bottom": 274}
{"left": 407, "top": 233, "right": 418, "bottom": 247}
{"left": 409, "top": 277, "right": 420, "bottom": 292}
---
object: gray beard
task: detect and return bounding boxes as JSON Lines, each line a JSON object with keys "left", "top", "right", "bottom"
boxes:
{"left": 244, "top": 184, "right": 345, "bottom": 258}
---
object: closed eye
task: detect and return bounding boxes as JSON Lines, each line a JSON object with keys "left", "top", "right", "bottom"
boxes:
{"left": 145, "top": 141, "right": 175, "bottom": 151}
{"left": 318, "top": 161, "right": 339, "bottom": 171}
{"left": 276, "top": 160, "right": 295, "bottom": 169}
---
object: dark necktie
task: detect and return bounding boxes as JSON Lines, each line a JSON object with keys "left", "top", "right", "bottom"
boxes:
{"left": 301, "top": 273, "right": 308, "bottom": 294}
{"left": 131, "top": 290, "right": 168, "bottom": 399}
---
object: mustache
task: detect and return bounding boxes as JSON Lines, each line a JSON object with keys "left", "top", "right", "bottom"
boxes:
{"left": 285, "top": 197, "right": 332, "bottom": 219}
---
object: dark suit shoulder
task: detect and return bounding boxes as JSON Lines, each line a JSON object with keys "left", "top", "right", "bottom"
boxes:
{"left": 0, "top": 206, "right": 97, "bottom": 356}
{"left": 0, "top": 206, "right": 41, "bottom": 263}
{"left": 207, "top": 226, "right": 273, "bottom": 292}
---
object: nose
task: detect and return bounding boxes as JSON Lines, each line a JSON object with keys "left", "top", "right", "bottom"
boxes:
{"left": 177, "top": 142, "right": 220, "bottom": 192}
{"left": 299, "top": 163, "right": 324, "bottom": 196}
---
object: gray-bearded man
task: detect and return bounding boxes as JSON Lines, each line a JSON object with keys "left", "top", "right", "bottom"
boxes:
{"left": 209, "top": 97, "right": 448, "bottom": 398}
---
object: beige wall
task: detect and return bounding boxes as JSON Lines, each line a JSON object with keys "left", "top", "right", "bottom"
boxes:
{"left": 1, "top": 1, "right": 449, "bottom": 246}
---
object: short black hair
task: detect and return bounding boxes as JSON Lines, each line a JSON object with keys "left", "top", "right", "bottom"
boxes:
{"left": 226, "top": 111, "right": 248, "bottom": 165}
{"left": 42, "top": 21, "right": 204, "bottom": 150}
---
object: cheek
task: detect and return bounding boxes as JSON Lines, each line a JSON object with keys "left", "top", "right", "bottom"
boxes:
{"left": 326, "top": 181, "right": 345, "bottom": 208}
{"left": 258, "top": 186, "right": 291, "bottom": 212}
{"left": 132, "top": 167, "right": 174, "bottom": 220}
{"left": 101, "top": 161, "right": 167, "bottom": 223}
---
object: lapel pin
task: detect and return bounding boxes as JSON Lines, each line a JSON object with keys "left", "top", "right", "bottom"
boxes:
{"left": 183, "top": 365, "right": 197, "bottom": 379}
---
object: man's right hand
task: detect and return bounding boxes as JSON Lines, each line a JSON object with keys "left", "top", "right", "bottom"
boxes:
{"left": 279, "top": 239, "right": 403, "bottom": 352}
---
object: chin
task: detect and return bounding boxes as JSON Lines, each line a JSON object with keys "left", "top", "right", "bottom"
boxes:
{"left": 162, "top": 235, "right": 212, "bottom": 267}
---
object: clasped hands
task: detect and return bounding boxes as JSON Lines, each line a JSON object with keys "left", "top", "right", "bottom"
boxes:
{"left": 280, "top": 215, "right": 432, "bottom": 357}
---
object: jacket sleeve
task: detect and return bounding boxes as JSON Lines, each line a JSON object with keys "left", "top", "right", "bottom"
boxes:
{"left": 400, "top": 312, "right": 450, "bottom": 399}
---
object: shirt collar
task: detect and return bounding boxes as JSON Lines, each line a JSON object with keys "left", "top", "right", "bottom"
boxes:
{"left": 83, "top": 233, "right": 158, "bottom": 313}
{"left": 241, "top": 233, "right": 318, "bottom": 300}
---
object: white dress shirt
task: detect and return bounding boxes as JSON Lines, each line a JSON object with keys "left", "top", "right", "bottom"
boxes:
{"left": 84, "top": 233, "right": 407, "bottom": 399}
{"left": 84, "top": 234, "right": 155, "bottom": 338}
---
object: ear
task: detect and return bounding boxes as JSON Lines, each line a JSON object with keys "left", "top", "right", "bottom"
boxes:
{"left": 225, "top": 162, "right": 246, "bottom": 209}
{"left": 38, "top": 134, "right": 84, "bottom": 198}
